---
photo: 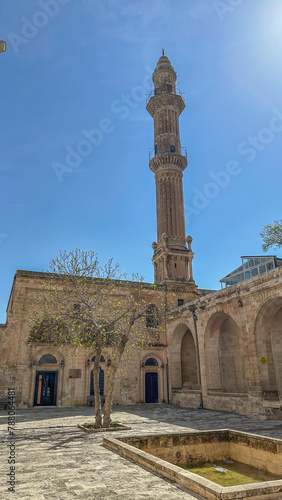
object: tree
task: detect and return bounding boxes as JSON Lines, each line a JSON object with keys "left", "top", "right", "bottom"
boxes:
{"left": 27, "top": 249, "right": 164, "bottom": 428}
{"left": 260, "top": 220, "right": 282, "bottom": 252}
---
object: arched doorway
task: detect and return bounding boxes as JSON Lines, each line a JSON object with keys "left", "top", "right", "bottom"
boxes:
{"left": 205, "top": 313, "right": 245, "bottom": 393}
{"left": 255, "top": 297, "right": 282, "bottom": 400}
{"left": 34, "top": 354, "right": 58, "bottom": 406}
{"left": 145, "top": 357, "right": 158, "bottom": 403}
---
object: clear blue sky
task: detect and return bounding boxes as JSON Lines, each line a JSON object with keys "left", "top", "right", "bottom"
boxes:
{"left": 1, "top": 0, "right": 282, "bottom": 322}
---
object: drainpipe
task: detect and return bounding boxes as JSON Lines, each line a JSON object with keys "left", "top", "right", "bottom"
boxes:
{"left": 188, "top": 304, "right": 204, "bottom": 409}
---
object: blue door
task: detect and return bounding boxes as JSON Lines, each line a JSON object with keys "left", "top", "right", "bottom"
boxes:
{"left": 34, "top": 371, "right": 58, "bottom": 406}
{"left": 145, "top": 372, "right": 158, "bottom": 403}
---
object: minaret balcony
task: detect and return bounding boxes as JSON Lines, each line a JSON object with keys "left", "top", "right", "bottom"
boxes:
{"left": 149, "top": 146, "right": 187, "bottom": 161}
{"left": 146, "top": 90, "right": 185, "bottom": 116}
{"left": 146, "top": 86, "right": 185, "bottom": 105}
{"left": 149, "top": 148, "right": 188, "bottom": 173}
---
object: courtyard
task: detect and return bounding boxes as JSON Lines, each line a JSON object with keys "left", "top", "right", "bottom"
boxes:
{"left": 1, "top": 404, "right": 282, "bottom": 499}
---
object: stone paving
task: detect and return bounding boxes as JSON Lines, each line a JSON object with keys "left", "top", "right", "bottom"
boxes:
{"left": 1, "top": 404, "right": 282, "bottom": 500}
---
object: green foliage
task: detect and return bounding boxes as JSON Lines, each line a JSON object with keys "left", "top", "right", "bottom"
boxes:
{"left": 260, "top": 220, "right": 282, "bottom": 252}
{"left": 26, "top": 249, "right": 151, "bottom": 349}
{"left": 28, "top": 317, "right": 69, "bottom": 344}
{"left": 26, "top": 248, "right": 167, "bottom": 428}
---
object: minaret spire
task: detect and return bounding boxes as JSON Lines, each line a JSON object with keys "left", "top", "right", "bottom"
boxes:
{"left": 146, "top": 54, "right": 196, "bottom": 289}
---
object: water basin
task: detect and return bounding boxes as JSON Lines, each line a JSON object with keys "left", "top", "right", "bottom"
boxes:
{"left": 104, "top": 429, "right": 282, "bottom": 499}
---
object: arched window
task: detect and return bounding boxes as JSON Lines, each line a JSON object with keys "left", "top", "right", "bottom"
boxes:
{"left": 145, "top": 357, "right": 158, "bottom": 366}
{"left": 39, "top": 354, "right": 57, "bottom": 364}
{"left": 146, "top": 304, "right": 159, "bottom": 328}
{"left": 91, "top": 355, "right": 105, "bottom": 363}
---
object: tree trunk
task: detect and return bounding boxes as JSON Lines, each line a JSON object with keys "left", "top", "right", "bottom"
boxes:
{"left": 103, "top": 337, "right": 127, "bottom": 428}
{"left": 102, "top": 366, "right": 115, "bottom": 428}
{"left": 93, "top": 351, "right": 102, "bottom": 428}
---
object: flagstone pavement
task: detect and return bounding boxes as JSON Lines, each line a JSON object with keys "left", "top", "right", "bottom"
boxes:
{"left": 1, "top": 404, "right": 282, "bottom": 500}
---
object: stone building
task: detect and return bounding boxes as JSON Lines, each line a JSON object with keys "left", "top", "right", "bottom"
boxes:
{"left": 0, "top": 54, "right": 281, "bottom": 420}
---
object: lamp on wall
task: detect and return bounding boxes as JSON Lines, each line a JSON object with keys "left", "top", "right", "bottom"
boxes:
{"left": 238, "top": 300, "right": 243, "bottom": 308}
{"left": 141, "top": 362, "right": 145, "bottom": 368}
{"left": 87, "top": 359, "right": 90, "bottom": 366}
{"left": 60, "top": 359, "right": 64, "bottom": 366}
{"left": 161, "top": 363, "right": 164, "bottom": 368}
{"left": 32, "top": 360, "right": 36, "bottom": 365}
{"left": 107, "top": 359, "right": 111, "bottom": 366}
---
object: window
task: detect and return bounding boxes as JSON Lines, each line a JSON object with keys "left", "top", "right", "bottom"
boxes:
{"left": 170, "top": 145, "right": 175, "bottom": 153}
{"left": 178, "top": 299, "right": 184, "bottom": 307}
{"left": 145, "top": 357, "right": 158, "bottom": 366}
{"left": 167, "top": 84, "right": 172, "bottom": 93}
{"left": 39, "top": 354, "right": 57, "bottom": 364}
{"left": 146, "top": 304, "right": 159, "bottom": 328}
{"left": 155, "top": 144, "right": 158, "bottom": 155}
{"left": 91, "top": 355, "right": 105, "bottom": 363}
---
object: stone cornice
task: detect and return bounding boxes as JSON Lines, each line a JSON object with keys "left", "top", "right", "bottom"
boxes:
{"left": 14, "top": 270, "right": 165, "bottom": 291}
{"left": 146, "top": 93, "right": 185, "bottom": 117}
{"left": 149, "top": 153, "right": 187, "bottom": 173}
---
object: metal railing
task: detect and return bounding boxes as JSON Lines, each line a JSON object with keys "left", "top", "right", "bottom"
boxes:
{"left": 149, "top": 146, "right": 187, "bottom": 161}
{"left": 146, "top": 87, "right": 185, "bottom": 105}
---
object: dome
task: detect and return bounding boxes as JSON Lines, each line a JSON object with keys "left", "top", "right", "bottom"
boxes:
{"left": 153, "top": 54, "right": 177, "bottom": 83}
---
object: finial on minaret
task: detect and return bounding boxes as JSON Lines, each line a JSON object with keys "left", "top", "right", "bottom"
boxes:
{"left": 162, "top": 48, "right": 165, "bottom": 56}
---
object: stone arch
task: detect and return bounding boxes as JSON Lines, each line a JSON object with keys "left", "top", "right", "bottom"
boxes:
{"left": 145, "top": 357, "right": 158, "bottom": 366}
{"left": 254, "top": 297, "right": 282, "bottom": 399}
{"left": 141, "top": 352, "right": 163, "bottom": 368}
{"left": 33, "top": 346, "right": 64, "bottom": 365}
{"left": 171, "top": 323, "right": 198, "bottom": 389}
{"left": 205, "top": 312, "right": 245, "bottom": 393}
{"left": 39, "top": 354, "right": 57, "bottom": 364}
{"left": 181, "top": 329, "right": 198, "bottom": 388}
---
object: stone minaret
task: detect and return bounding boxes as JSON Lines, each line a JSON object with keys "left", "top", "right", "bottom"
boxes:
{"left": 147, "top": 53, "right": 196, "bottom": 288}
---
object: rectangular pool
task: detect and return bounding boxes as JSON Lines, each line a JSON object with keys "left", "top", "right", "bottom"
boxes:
{"left": 104, "top": 429, "right": 282, "bottom": 499}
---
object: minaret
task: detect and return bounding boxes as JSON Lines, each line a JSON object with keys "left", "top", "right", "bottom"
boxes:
{"left": 147, "top": 52, "right": 196, "bottom": 288}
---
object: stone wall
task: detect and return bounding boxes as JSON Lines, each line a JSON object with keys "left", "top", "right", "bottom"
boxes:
{"left": 168, "top": 266, "right": 282, "bottom": 419}
{"left": 1, "top": 267, "right": 282, "bottom": 418}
